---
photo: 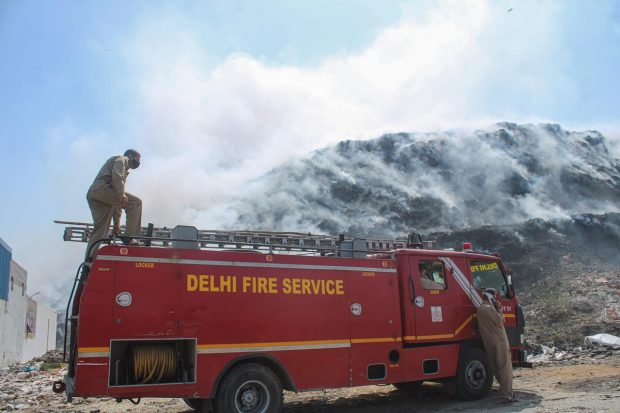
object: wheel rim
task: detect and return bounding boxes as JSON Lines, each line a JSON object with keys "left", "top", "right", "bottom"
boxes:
{"left": 234, "top": 380, "right": 270, "bottom": 413}
{"left": 464, "top": 360, "right": 487, "bottom": 390}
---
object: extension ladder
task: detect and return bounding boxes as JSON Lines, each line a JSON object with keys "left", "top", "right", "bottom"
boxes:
{"left": 55, "top": 220, "right": 436, "bottom": 253}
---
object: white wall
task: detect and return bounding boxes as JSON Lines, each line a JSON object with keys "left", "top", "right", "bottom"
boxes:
{"left": 22, "top": 300, "right": 58, "bottom": 363}
{"left": 0, "top": 261, "right": 27, "bottom": 367}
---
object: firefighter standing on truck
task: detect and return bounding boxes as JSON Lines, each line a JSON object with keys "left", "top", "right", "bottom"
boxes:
{"left": 477, "top": 288, "right": 515, "bottom": 401}
{"left": 86, "top": 149, "right": 142, "bottom": 257}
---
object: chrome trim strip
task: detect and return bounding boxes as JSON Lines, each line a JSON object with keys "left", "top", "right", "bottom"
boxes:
{"left": 97, "top": 255, "right": 396, "bottom": 273}
{"left": 197, "top": 342, "right": 351, "bottom": 354}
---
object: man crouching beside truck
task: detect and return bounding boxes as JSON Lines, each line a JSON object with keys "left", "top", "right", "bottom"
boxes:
{"left": 85, "top": 149, "right": 142, "bottom": 258}
{"left": 477, "top": 288, "right": 516, "bottom": 402}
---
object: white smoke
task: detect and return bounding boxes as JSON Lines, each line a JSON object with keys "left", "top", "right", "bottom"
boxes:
{"left": 118, "top": 0, "right": 547, "bottom": 230}
{"left": 51, "top": 0, "right": 618, "bottom": 233}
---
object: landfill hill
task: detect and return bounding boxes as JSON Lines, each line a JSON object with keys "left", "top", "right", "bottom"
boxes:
{"left": 234, "top": 123, "right": 620, "bottom": 236}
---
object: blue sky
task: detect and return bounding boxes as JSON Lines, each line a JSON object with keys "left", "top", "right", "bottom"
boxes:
{"left": 0, "top": 0, "right": 619, "bottom": 305}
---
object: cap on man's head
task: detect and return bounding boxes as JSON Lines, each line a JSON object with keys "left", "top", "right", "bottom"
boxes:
{"left": 482, "top": 288, "right": 497, "bottom": 302}
{"left": 124, "top": 149, "right": 140, "bottom": 157}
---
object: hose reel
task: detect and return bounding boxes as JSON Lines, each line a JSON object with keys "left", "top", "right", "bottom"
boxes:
{"left": 132, "top": 342, "right": 178, "bottom": 384}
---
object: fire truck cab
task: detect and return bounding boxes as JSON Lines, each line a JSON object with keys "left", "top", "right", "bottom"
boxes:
{"left": 55, "top": 225, "right": 526, "bottom": 412}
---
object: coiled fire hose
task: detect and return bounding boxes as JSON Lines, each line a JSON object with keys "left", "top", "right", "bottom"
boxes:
{"left": 132, "top": 343, "right": 177, "bottom": 384}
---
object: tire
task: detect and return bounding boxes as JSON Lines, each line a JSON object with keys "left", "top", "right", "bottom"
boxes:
{"left": 393, "top": 381, "right": 423, "bottom": 393}
{"left": 215, "top": 363, "right": 283, "bottom": 413}
{"left": 456, "top": 347, "right": 492, "bottom": 400}
{"left": 184, "top": 398, "right": 211, "bottom": 412}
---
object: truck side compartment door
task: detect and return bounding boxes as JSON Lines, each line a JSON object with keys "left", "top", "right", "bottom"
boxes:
{"left": 111, "top": 260, "right": 180, "bottom": 338}
{"left": 348, "top": 267, "right": 402, "bottom": 386}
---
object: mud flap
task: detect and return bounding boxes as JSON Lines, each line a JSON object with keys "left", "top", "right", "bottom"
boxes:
{"left": 514, "top": 349, "right": 532, "bottom": 368}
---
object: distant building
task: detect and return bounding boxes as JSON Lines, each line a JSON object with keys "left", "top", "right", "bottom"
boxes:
{"left": 0, "top": 237, "right": 10, "bottom": 302}
{"left": 0, "top": 238, "right": 27, "bottom": 366}
{"left": 0, "top": 237, "right": 57, "bottom": 366}
{"left": 22, "top": 297, "right": 57, "bottom": 362}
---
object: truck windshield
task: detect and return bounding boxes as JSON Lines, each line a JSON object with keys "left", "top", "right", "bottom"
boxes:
{"left": 470, "top": 260, "right": 506, "bottom": 295}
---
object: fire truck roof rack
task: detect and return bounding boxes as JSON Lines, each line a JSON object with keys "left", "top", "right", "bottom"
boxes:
{"left": 55, "top": 220, "right": 436, "bottom": 255}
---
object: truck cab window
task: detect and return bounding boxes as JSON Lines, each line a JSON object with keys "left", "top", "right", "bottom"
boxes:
{"left": 470, "top": 260, "right": 506, "bottom": 296}
{"left": 418, "top": 260, "right": 446, "bottom": 290}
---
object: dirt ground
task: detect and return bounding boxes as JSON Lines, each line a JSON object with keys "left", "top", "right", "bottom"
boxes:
{"left": 18, "top": 356, "right": 619, "bottom": 413}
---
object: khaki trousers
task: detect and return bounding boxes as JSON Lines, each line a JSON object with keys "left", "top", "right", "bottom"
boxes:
{"left": 483, "top": 334, "right": 513, "bottom": 398}
{"left": 477, "top": 303, "right": 514, "bottom": 398}
{"left": 86, "top": 187, "right": 142, "bottom": 257}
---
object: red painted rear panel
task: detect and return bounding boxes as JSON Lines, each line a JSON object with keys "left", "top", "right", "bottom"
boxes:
{"left": 74, "top": 246, "right": 398, "bottom": 397}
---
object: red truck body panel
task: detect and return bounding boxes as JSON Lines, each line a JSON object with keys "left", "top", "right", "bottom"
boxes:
{"left": 71, "top": 244, "right": 523, "bottom": 400}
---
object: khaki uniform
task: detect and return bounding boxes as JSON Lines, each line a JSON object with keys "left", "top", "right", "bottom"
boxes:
{"left": 477, "top": 302, "right": 513, "bottom": 398}
{"left": 86, "top": 155, "right": 142, "bottom": 256}
{"left": 420, "top": 276, "right": 445, "bottom": 290}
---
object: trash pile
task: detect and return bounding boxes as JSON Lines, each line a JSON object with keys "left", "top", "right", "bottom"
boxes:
{"left": 0, "top": 350, "right": 97, "bottom": 412}
{"left": 29, "top": 350, "right": 64, "bottom": 364}
{"left": 527, "top": 333, "right": 620, "bottom": 364}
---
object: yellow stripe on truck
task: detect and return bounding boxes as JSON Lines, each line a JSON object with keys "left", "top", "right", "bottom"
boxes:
{"left": 78, "top": 347, "right": 110, "bottom": 358}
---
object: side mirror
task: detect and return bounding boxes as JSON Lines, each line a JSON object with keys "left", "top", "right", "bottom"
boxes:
{"left": 504, "top": 273, "right": 514, "bottom": 298}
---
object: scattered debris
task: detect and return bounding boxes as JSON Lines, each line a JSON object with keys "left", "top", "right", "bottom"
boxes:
{"left": 527, "top": 342, "right": 620, "bottom": 364}
{"left": 585, "top": 333, "right": 620, "bottom": 348}
{"left": 0, "top": 350, "right": 73, "bottom": 412}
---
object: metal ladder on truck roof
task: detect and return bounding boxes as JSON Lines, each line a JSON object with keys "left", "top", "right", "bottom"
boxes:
{"left": 55, "top": 220, "right": 436, "bottom": 255}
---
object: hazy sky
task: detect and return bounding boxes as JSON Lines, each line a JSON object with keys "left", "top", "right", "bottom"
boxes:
{"left": 1, "top": 0, "right": 619, "bottom": 305}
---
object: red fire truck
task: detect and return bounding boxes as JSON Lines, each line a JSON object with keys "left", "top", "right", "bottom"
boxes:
{"left": 53, "top": 223, "right": 527, "bottom": 412}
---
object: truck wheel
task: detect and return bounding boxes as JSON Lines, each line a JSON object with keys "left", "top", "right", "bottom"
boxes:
{"left": 183, "top": 398, "right": 211, "bottom": 412}
{"left": 456, "top": 347, "right": 492, "bottom": 400}
{"left": 215, "top": 363, "right": 283, "bottom": 413}
{"left": 393, "top": 381, "right": 423, "bottom": 393}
